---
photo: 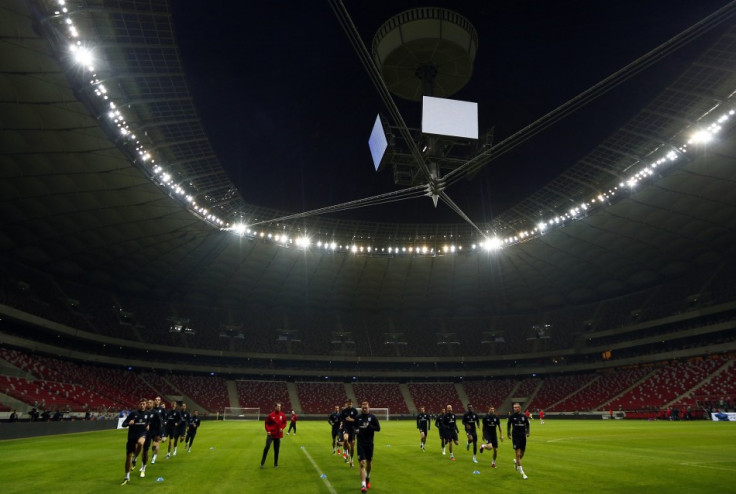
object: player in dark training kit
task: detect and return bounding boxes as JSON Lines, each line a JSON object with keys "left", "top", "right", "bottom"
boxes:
{"left": 165, "top": 401, "right": 180, "bottom": 459}
{"left": 416, "top": 406, "right": 431, "bottom": 451}
{"left": 340, "top": 399, "right": 359, "bottom": 467}
{"left": 462, "top": 403, "right": 480, "bottom": 463}
{"left": 185, "top": 410, "right": 200, "bottom": 452}
{"left": 507, "top": 402, "right": 530, "bottom": 479}
{"left": 132, "top": 398, "right": 155, "bottom": 476}
{"left": 121, "top": 398, "right": 150, "bottom": 485}
{"left": 441, "top": 405, "right": 460, "bottom": 461}
{"left": 328, "top": 405, "right": 341, "bottom": 453}
{"left": 479, "top": 405, "right": 503, "bottom": 468}
{"left": 436, "top": 407, "right": 446, "bottom": 454}
{"left": 356, "top": 401, "right": 381, "bottom": 493}
{"left": 148, "top": 396, "right": 166, "bottom": 464}
{"left": 175, "top": 402, "right": 190, "bottom": 455}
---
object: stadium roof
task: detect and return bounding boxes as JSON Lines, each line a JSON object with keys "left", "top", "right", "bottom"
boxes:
{"left": 2, "top": 0, "right": 736, "bottom": 316}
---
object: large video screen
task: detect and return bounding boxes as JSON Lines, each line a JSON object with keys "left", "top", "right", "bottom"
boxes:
{"left": 368, "top": 114, "right": 389, "bottom": 171}
{"left": 421, "top": 96, "right": 478, "bottom": 140}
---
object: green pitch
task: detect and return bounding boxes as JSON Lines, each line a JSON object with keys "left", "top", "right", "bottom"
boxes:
{"left": 1, "top": 419, "right": 734, "bottom": 493}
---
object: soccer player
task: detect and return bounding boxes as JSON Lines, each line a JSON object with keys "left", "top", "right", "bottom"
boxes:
{"left": 435, "top": 407, "right": 446, "bottom": 454}
{"left": 356, "top": 401, "right": 381, "bottom": 493}
{"left": 479, "top": 405, "right": 503, "bottom": 468}
{"left": 185, "top": 410, "right": 200, "bottom": 452}
{"left": 340, "top": 399, "right": 359, "bottom": 467}
{"left": 328, "top": 405, "right": 341, "bottom": 453}
{"left": 441, "top": 404, "right": 460, "bottom": 461}
{"left": 507, "top": 402, "right": 531, "bottom": 479}
{"left": 148, "top": 396, "right": 166, "bottom": 464}
{"left": 286, "top": 410, "right": 298, "bottom": 435}
{"left": 416, "top": 406, "right": 431, "bottom": 451}
{"left": 132, "top": 398, "right": 155, "bottom": 476}
{"left": 165, "top": 401, "right": 180, "bottom": 459}
{"left": 539, "top": 409, "right": 545, "bottom": 425}
{"left": 260, "top": 402, "right": 287, "bottom": 468}
{"left": 175, "top": 402, "right": 190, "bottom": 455}
{"left": 462, "top": 403, "right": 480, "bottom": 463}
{"left": 121, "top": 398, "right": 150, "bottom": 485}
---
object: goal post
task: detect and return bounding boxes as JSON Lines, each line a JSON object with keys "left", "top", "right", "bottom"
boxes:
{"left": 371, "top": 407, "right": 389, "bottom": 421}
{"left": 223, "top": 407, "right": 260, "bottom": 421}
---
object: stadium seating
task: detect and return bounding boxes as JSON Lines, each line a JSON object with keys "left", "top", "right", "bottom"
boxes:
{"left": 352, "top": 382, "right": 409, "bottom": 414}
{"left": 166, "top": 374, "right": 230, "bottom": 413}
{"left": 235, "top": 380, "right": 291, "bottom": 413}
{"left": 296, "top": 382, "right": 347, "bottom": 414}
{"left": 407, "top": 383, "right": 462, "bottom": 414}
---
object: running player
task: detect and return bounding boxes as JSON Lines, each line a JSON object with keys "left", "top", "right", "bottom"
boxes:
{"left": 507, "top": 402, "right": 531, "bottom": 479}
{"left": 441, "top": 405, "right": 460, "bottom": 461}
{"left": 416, "top": 406, "right": 431, "bottom": 451}
{"left": 479, "top": 405, "right": 503, "bottom": 468}
{"left": 121, "top": 398, "right": 150, "bottom": 485}
{"left": 340, "top": 399, "right": 359, "bottom": 467}
{"left": 148, "top": 396, "right": 166, "bottom": 464}
{"left": 165, "top": 401, "right": 180, "bottom": 459}
{"left": 328, "top": 405, "right": 341, "bottom": 453}
{"left": 175, "top": 402, "right": 190, "bottom": 455}
{"left": 462, "top": 403, "right": 480, "bottom": 463}
{"left": 435, "top": 407, "right": 446, "bottom": 454}
{"left": 185, "top": 410, "right": 200, "bottom": 452}
{"left": 356, "top": 401, "right": 381, "bottom": 493}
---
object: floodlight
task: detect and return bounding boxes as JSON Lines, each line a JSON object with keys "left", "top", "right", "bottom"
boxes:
{"left": 296, "top": 236, "right": 310, "bottom": 248}
{"left": 70, "top": 45, "right": 93, "bottom": 66}
{"left": 689, "top": 129, "right": 713, "bottom": 144}
{"left": 483, "top": 237, "right": 502, "bottom": 251}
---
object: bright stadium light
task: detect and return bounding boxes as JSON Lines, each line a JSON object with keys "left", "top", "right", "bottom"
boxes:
{"left": 231, "top": 223, "right": 247, "bottom": 236}
{"left": 483, "top": 237, "right": 502, "bottom": 251}
{"left": 296, "top": 236, "right": 310, "bottom": 248}
{"left": 70, "top": 45, "right": 93, "bottom": 66}
{"left": 689, "top": 129, "right": 714, "bottom": 144}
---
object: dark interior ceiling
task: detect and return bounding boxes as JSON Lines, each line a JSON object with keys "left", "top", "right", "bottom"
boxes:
{"left": 1, "top": 0, "right": 736, "bottom": 318}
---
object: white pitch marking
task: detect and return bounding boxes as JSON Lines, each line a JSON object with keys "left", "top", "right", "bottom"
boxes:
{"left": 679, "top": 460, "right": 736, "bottom": 472}
{"left": 301, "top": 446, "right": 338, "bottom": 494}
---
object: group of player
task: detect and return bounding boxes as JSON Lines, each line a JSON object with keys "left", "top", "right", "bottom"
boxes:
{"left": 418, "top": 402, "right": 531, "bottom": 479}
{"left": 327, "top": 399, "right": 382, "bottom": 492}
{"left": 121, "top": 396, "right": 202, "bottom": 485}
{"left": 324, "top": 399, "right": 529, "bottom": 489}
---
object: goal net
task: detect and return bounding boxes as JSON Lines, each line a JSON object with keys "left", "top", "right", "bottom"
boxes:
{"left": 371, "top": 407, "right": 389, "bottom": 421}
{"left": 223, "top": 407, "right": 260, "bottom": 421}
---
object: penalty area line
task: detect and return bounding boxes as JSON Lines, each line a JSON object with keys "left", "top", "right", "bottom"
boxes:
{"left": 300, "top": 446, "right": 337, "bottom": 494}
{"left": 679, "top": 460, "right": 736, "bottom": 472}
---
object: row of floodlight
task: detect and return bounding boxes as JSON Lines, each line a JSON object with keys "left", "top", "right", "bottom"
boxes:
{"left": 229, "top": 225, "right": 504, "bottom": 255}
{"left": 230, "top": 106, "right": 733, "bottom": 256}
{"left": 51, "top": 0, "right": 734, "bottom": 258}
{"left": 53, "top": 0, "right": 228, "bottom": 229}
{"left": 522, "top": 109, "right": 735, "bottom": 245}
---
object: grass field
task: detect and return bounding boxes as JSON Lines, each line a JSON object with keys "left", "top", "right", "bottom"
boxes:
{"left": 1, "top": 418, "right": 735, "bottom": 493}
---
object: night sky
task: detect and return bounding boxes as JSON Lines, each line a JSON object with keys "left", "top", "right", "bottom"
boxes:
{"left": 170, "top": 0, "right": 731, "bottom": 224}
